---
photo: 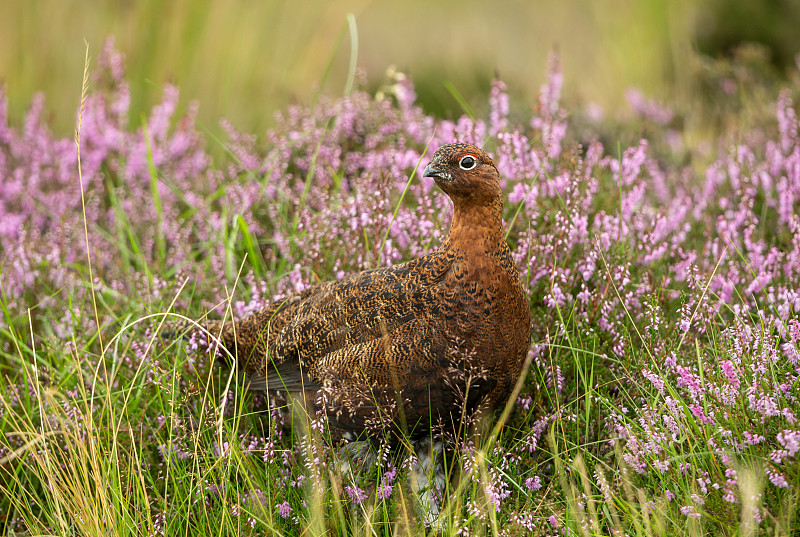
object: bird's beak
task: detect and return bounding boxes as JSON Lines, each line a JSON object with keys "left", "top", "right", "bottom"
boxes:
{"left": 423, "top": 163, "right": 450, "bottom": 181}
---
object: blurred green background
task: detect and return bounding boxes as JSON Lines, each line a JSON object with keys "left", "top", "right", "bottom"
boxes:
{"left": 2, "top": 0, "right": 799, "bottom": 137}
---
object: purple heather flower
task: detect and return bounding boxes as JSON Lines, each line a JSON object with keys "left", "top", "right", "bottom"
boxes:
{"left": 625, "top": 88, "right": 674, "bottom": 125}
{"left": 524, "top": 475, "right": 542, "bottom": 491}
{"left": 690, "top": 493, "right": 705, "bottom": 505}
{"left": 489, "top": 79, "right": 509, "bottom": 136}
{"left": 376, "top": 483, "right": 392, "bottom": 500}
{"left": 680, "top": 505, "right": 701, "bottom": 518}
{"left": 4, "top": 37, "right": 800, "bottom": 528}
{"left": 516, "top": 393, "right": 533, "bottom": 411}
{"left": 742, "top": 431, "right": 765, "bottom": 445}
{"left": 345, "top": 486, "right": 367, "bottom": 505}
{"left": 777, "top": 429, "right": 800, "bottom": 456}
{"left": 276, "top": 501, "right": 292, "bottom": 519}
{"left": 689, "top": 404, "right": 715, "bottom": 425}
{"left": 766, "top": 467, "right": 790, "bottom": 488}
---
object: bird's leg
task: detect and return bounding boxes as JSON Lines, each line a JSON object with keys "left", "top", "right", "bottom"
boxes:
{"left": 408, "top": 436, "right": 446, "bottom": 527}
{"left": 336, "top": 435, "right": 377, "bottom": 477}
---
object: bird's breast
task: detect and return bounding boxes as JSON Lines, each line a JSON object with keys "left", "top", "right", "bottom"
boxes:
{"left": 432, "top": 254, "right": 515, "bottom": 330}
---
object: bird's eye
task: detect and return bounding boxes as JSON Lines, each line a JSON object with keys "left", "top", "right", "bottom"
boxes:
{"left": 459, "top": 155, "right": 477, "bottom": 170}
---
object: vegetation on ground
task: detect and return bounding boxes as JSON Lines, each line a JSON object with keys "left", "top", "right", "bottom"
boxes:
{"left": 1, "top": 40, "right": 799, "bottom": 535}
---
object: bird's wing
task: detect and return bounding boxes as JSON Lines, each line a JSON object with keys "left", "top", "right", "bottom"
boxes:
{"left": 238, "top": 261, "right": 450, "bottom": 392}
{"left": 243, "top": 360, "right": 320, "bottom": 392}
{"left": 267, "top": 262, "right": 439, "bottom": 364}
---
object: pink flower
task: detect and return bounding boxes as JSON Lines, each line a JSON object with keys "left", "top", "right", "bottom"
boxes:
{"left": 276, "top": 501, "right": 292, "bottom": 519}
{"left": 345, "top": 486, "right": 367, "bottom": 505}
{"left": 524, "top": 475, "right": 542, "bottom": 491}
{"left": 680, "top": 505, "right": 701, "bottom": 518}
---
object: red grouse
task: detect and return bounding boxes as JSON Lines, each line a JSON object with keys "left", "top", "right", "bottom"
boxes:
{"left": 166, "top": 142, "right": 530, "bottom": 446}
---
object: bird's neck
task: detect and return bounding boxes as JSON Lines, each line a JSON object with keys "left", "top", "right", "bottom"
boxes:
{"left": 444, "top": 197, "right": 506, "bottom": 255}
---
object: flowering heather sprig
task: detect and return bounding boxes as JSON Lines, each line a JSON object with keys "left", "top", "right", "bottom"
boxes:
{"left": 3, "top": 36, "right": 800, "bottom": 533}
{"left": 625, "top": 88, "right": 674, "bottom": 126}
{"left": 376, "top": 465, "right": 397, "bottom": 500}
{"left": 276, "top": 500, "right": 292, "bottom": 519}
{"left": 3, "top": 38, "right": 798, "bottom": 371}
{"left": 770, "top": 429, "right": 800, "bottom": 464}
{"left": 607, "top": 314, "right": 800, "bottom": 517}
{"left": 680, "top": 504, "right": 702, "bottom": 519}
{"left": 344, "top": 485, "right": 367, "bottom": 505}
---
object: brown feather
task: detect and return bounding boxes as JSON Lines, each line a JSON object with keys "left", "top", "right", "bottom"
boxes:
{"left": 164, "top": 142, "right": 531, "bottom": 443}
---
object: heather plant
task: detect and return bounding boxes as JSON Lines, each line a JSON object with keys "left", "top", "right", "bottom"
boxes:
{"left": 1, "top": 39, "right": 800, "bottom": 536}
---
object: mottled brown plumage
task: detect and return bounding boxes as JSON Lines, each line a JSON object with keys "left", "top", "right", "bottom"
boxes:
{"left": 166, "top": 143, "right": 530, "bottom": 444}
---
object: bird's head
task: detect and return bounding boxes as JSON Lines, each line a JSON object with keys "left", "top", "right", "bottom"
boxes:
{"left": 423, "top": 143, "right": 501, "bottom": 204}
